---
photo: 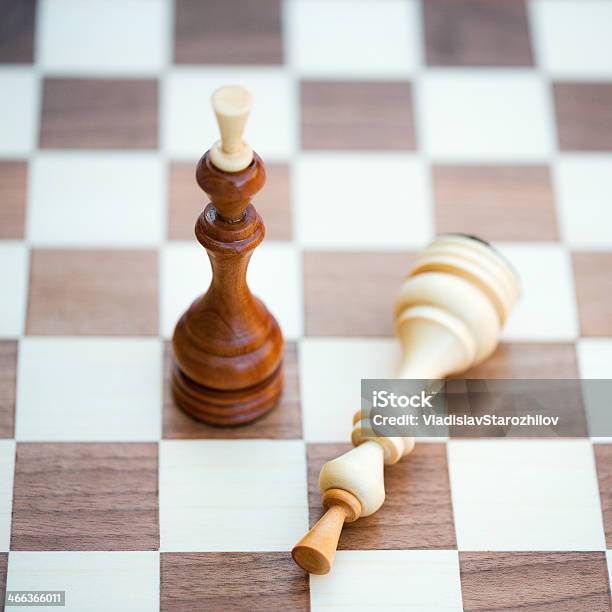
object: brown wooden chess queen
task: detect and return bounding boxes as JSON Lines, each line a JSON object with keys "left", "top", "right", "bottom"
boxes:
{"left": 171, "top": 86, "right": 283, "bottom": 426}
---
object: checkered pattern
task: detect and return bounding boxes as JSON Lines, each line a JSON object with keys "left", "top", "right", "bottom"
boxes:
{"left": 1, "top": 0, "right": 612, "bottom": 610}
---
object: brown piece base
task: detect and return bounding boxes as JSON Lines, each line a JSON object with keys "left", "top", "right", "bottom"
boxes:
{"left": 171, "top": 362, "right": 283, "bottom": 427}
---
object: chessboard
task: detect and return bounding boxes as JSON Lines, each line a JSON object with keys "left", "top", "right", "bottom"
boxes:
{"left": 1, "top": 0, "right": 612, "bottom": 610}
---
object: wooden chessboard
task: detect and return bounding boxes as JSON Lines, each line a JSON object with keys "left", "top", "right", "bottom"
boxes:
{"left": 1, "top": 0, "right": 612, "bottom": 610}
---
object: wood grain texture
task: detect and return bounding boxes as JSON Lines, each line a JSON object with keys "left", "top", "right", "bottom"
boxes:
{"left": 572, "top": 252, "right": 612, "bottom": 336}
{"left": 40, "top": 79, "right": 158, "bottom": 149}
{"left": 554, "top": 83, "right": 612, "bottom": 151}
{"left": 174, "top": 0, "right": 283, "bottom": 64}
{"left": 0, "top": 553, "right": 6, "bottom": 611}
{"left": 0, "top": 0, "right": 35, "bottom": 63}
{"left": 459, "top": 343, "right": 578, "bottom": 379}
{"left": 459, "top": 552, "right": 611, "bottom": 611}
{"left": 11, "top": 443, "right": 159, "bottom": 551}
{"left": 168, "top": 162, "right": 292, "bottom": 241}
{"left": 0, "top": 341, "right": 16, "bottom": 439}
{"left": 0, "top": 161, "right": 27, "bottom": 239}
{"left": 27, "top": 249, "right": 158, "bottom": 336}
{"left": 424, "top": 0, "right": 533, "bottom": 66}
{"left": 171, "top": 152, "right": 284, "bottom": 425}
{"left": 594, "top": 445, "right": 612, "bottom": 549}
{"left": 301, "top": 81, "right": 416, "bottom": 150}
{"left": 433, "top": 165, "right": 558, "bottom": 241}
{"left": 308, "top": 443, "right": 456, "bottom": 550}
{"left": 164, "top": 341, "right": 301, "bottom": 438}
{"left": 304, "top": 251, "right": 414, "bottom": 336}
{"left": 161, "top": 553, "right": 308, "bottom": 611}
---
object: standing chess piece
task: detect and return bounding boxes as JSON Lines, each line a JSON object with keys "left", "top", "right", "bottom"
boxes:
{"left": 171, "top": 85, "right": 284, "bottom": 426}
{"left": 292, "top": 235, "right": 521, "bottom": 574}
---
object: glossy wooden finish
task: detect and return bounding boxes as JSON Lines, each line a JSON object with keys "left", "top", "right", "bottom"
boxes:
{"left": 171, "top": 151, "right": 284, "bottom": 426}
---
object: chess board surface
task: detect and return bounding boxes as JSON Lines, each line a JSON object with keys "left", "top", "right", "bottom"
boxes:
{"left": 1, "top": 0, "right": 612, "bottom": 610}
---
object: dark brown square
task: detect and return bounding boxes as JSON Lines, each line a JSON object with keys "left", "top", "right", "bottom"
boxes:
{"left": 554, "top": 83, "right": 612, "bottom": 151}
{"left": 595, "top": 445, "right": 612, "bottom": 549}
{"left": 0, "top": 161, "right": 27, "bottom": 239}
{"left": 160, "top": 553, "right": 309, "bottom": 611}
{"left": 424, "top": 0, "right": 533, "bottom": 66}
{"left": 460, "top": 343, "right": 578, "bottom": 379}
{"left": 572, "top": 252, "right": 612, "bottom": 336}
{"left": 11, "top": 443, "right": 159, "bottom": 550}
{"left": 0, "top": 552, "right": 6, "bottom": 609}
{"left": 433, "top": 165, "right": 558, "bottom": 241}
{"left": 307, "top": 443, "right": 456, "bottom": 550}
{"left": 174, "top": 0, "right": 283, "bottom": 64}
{"left": 40, "top": 79, "right": 158, "bottom": 149}
{"left": 163, "top": 342, "right": 302, "bottom": 439}
{"left": 0, "top": 0, "right": 36, "bottom": 63}
{"left": 301, "top": 81, "right": 416, "bottom": 150}
{"left": 168, "top": 162, "right": 292, "bottom": 241}
{"left": 0, "top": 341, "right": 17, "bottom": 439}
{"left": 459, "top": 552, "right": 611, "bottom": 611}
{"left": 304, "top": 251, "right": 415, "bottom": 336}
{"left": 27, "top": 249, "right": 158, "bottom": 336}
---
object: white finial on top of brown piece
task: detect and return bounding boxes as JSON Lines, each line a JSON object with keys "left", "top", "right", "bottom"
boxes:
{"left": 209, "top": 85, "right": 254, "bottom": 173}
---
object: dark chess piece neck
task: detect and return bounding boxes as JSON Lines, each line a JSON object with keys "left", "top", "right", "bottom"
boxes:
{"left": 171, "top": 86, "right": 284, "bottom": 426}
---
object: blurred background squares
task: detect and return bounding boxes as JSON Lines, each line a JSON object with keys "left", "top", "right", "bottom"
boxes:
{"left": 175, "top": 0, "right": 283, "bottom": 65}
{"left": 594, "top": 444, "right": 612, "bottom": 547}
{"left": 0, "top": 342, "right": 16, "bottom": 439}
{"left": 27, "top": 249, "right": 158, "bottom": 336}
{"left": 424, "top": 0, "right": 533, "bottom": 66}
{"left": 577, "top": 338, "right": 612, "bottom": 379}
{"left": 159, "top": 440, "right": 308, "bottom": 551}
{"left": 303, "top": 251, "right": 414, "bottom": 337}
{"left": 310, "top": 550, "right": 463, "bottom": 611}
{"left": 572, "top": 252, "right": 612, "bottom": 337}
{"left": 300, "top": 81, "right": 415, "bottom": 150}
{"left": 421, "top": 72, "right": 553, "bottom": 160}
{"left": 496, "top": 243, "right": 578, "bottom": 341}
{"left": 39, "top": 79, "right": 159, "bottom": 149}
{"left": 16, "top": 338, "right": 162, "bottom": 441}
{"left": 288, "top": 0, "right": 419, "bottom": 77}
{"left": 0, "top": 243, "right": 28, "bottom": 338}
{"left": 30, "top": 154, "right": 163, "bottom": 244}
{"left": 0, "top": 162, "right": 27, "bottom": 240}
{"left": 7, "top": 552, "right": 160, "bottom": 612}
{"left": 38, "top": 0, "right": 166, "bottom": 73}
{"left": 433, "top": 164, "right": 558, "bottom": 241}
{"left": 0, "top": 0, "right": 35, "bottom": 63}
{"left": 531, "top": 0, "right": 612, "bottom": 78}
{"left": 11, "top": 442, "right": 159, "bottom": 550}
{"left": 555, "top": 156, "right": 612, "bottom": 249}
{"left": 554, "top": 83, "right": 612, "bottom": 151}
{"left": 28, "top": 154, "right": 164, "bottom": 246}
{"left": 461, "top": 342, "right": 578, "bottom": 379}
{"left": 0, "top": 69, "right": 37, "bottom": 156}
{"left": 448, "top": 440, "right": 605, "bottom": 550}
{"left": 163, "top": 68, "right": 295, "bottom": 160}
{"left": 0, "top": 440, "right": 15, "bottom": 551}
{"left": 295, "top": 155, "right": 431, "bottom": 248}
{"left": 459, "top": 552, "right": 611, "bottom": 611}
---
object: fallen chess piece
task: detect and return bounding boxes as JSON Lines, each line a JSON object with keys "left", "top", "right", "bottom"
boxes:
{"left": 292, "top": 234, "right": 521, "bottom": 574}
{"left": 171, "top": 85, "right": 284, "bottom": 426}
